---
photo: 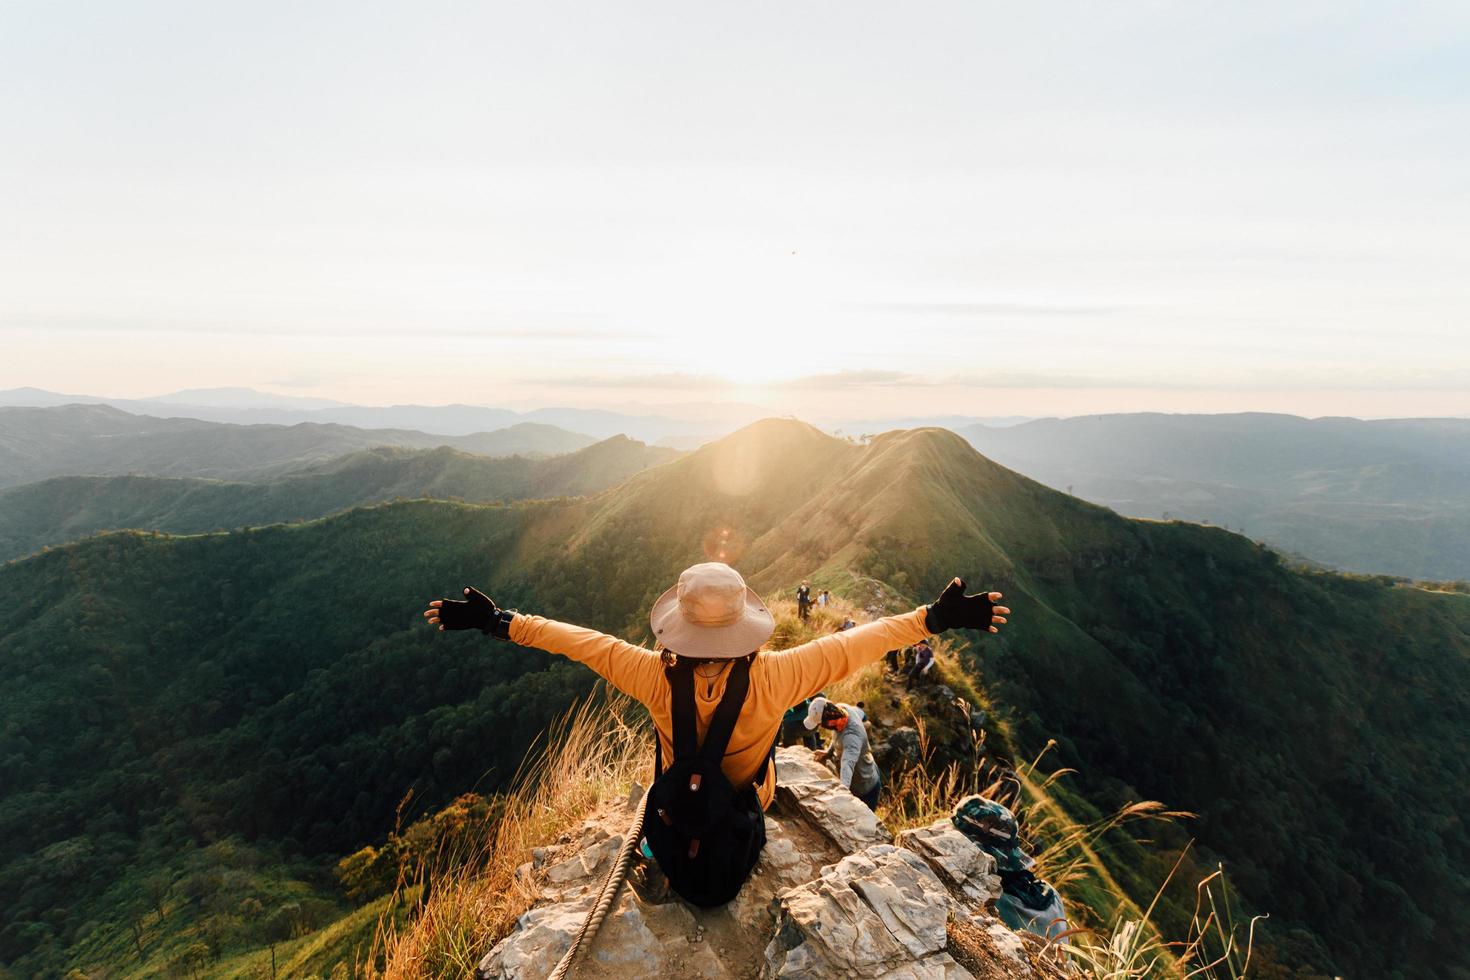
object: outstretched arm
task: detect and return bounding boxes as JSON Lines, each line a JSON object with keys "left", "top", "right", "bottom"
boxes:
{"left": 424, "top": 588, "right": 666, "bottom": 706}
{"left": 760, "top": 579, "right": 1008, "bottom": 705}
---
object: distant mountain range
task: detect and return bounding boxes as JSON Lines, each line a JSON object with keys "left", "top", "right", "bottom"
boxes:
{"left": 0, "top": 387, "right": 757, "bottom": 445}
{"left": 0, "top": 403, "right": 597, "bottom": 488}
{"left": 0, "top": 437, "right": 680, "bottom": 562}
{"left": 2, "top": 419, "right": 1465, "bottom": 977}
{"left": 0, "top": 387, "right": 1031, "bottom": 447}
{"left": 7, "top": 390, "right": 1470, "bottom": 580}
{"left": 960, "top": 412, "right": 1470, "bottom": 581}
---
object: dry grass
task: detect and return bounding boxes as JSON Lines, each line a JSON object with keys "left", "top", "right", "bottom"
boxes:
{"left": 1057, "top": 854, "right": 1263, "bottom": 979}
{"left": 825, "top": 659, "right": 888, "bottom": 712}
{"left": 365, "top": 691, "right": 650, "bottom": 980}
{"left": 1015, "top": 742, "right": 1192, "bottom": 896}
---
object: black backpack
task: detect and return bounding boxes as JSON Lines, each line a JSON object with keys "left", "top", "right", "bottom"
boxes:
{"left": 641, "top": 655, "right": 769, "bottom": 908}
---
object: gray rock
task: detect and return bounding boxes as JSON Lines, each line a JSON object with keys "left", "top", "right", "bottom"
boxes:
{"left": 771, "top": 745, "right": 834, "bottom": 788}
{"left": 479, "top": 761, "right": 1047, "bottom": 980}
{"left": 897, "top": 820, "right": 1002, "bottom": 907}
{"left": 479, "top": 890, "right": 732, "bottom": 979}
{"left": 726, "top": 816, "right": 831, "bottom": 936}
{"left": 773, "top": 747, "right": 892, "bottom": 854}
{"left": 762, "top": 844, "right": 956, "bottom": 978}
{"left": 541, "top": 834, "right": 622, "bottom": 893}
{"left": 884, "top": 726, "right": 923, "bottom": 771}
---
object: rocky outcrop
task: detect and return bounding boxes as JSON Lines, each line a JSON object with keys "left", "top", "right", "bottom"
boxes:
{"left": 477, "top": 748, "right": 1059, "bottom": 979}
{"left": 763, "top": 844, "right": 963, "bottom": 978}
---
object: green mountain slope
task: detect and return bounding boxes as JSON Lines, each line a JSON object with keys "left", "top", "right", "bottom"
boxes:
{"left": 0, "top": 404, "right": 598, "bottom": 488}
{"left": 959, "top": 412, "right": 1470, "bottom": 581}
{"left": 0, "top": 437, "right": 680, "bottom": 562}
{"left": 1, "top": 420, "right": 1466, "bottom": 978}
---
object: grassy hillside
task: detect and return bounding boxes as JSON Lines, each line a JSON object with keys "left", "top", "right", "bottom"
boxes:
{"left": 0, "top": 403, "right": 598, "bottom": 488}
{"left": 2, "top": 420, "right": 1466, "bottom": 977}
{"left": 959, "top": 412, "right": 1470, "bottom": 581}
{"left": 0, "top": 437, "right": 680, "bottom": 562}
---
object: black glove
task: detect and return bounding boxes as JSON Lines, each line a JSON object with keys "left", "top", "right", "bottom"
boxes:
{"left": 925, "top": 578, "right": 995, "bottom": 633}
{"left": 438, "top": 586, "right": 514, "bottom": 638}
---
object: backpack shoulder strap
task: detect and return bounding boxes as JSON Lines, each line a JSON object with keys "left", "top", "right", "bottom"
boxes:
{"left": 665, "top": 660, "right": 699, "bottom": 763}
{"left": 699, "top": 656, "right": 752, "bottom": 764}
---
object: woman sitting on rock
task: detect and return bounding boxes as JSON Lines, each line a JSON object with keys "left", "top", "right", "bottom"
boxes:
{"left": 423, "top": 562, "right": 1007, "bottom": 907}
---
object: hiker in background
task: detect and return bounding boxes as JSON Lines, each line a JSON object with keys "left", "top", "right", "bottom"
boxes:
{"left": 885, "top": 646, "right": 905, "bottom": 674}
{"left": 781, "top": 696, "right": 822, "bottom": 748}
{"left": 837, "top": 616, "right": 856, "bottom": 631}
{"left": 424, "top": 566, "right": 1007, "bottom": 907}
{"left": 905, "top": 638, "right": 935, "bottom": 688}
{"left": 796, "top": 580, "right": 813, "bottom": 621}
{"left": 805, "top": 696, "right": 881, "bottom": 810}
{"left": 817, "top": 589, "right": 830, "bottom": 609}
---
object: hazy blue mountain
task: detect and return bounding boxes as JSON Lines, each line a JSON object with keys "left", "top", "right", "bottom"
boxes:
{"left": 958, "top": 412, "right": 1470, "bottom": 580}
{"left": 0, "top": 386, "right": 118, "bottom": 407}
{"left": 0, "top": 404, "right": 597, "bottom": 489}
{"left": 0, "top": 387, "right": 754, "bottom": 443}
{"left": 151, "top": 387, "right": 351, "bottom": 409}
{"left": 0, "top": 386, "right": 1037, "bottom": 447}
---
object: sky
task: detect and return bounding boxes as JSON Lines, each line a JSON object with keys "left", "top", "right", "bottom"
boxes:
{"left": 2, "top": 1, "right": 1468, "bottom": 419}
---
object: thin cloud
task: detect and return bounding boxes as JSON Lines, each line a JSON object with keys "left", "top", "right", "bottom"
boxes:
{"left": 535, "top": 372, "right": 736, "bottom": 390}
{"left": 859, "top": 301, "right": 1129, "bottom": 317}
{"left": 946, "top": 372, "right": 1172, "bottom": 389}
{"left": 781, "top": 370, "right": 1145, "bottom": 390}
{"left": 0, "top": 313, "right": 642, "bottom": 342}
{"left": 779, "top": 370, "right": 927, "bottom": 390}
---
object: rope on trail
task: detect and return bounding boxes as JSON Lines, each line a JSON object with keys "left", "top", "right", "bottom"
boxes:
{"left": 546, "top": 788, "right": 649, "bottom": 980}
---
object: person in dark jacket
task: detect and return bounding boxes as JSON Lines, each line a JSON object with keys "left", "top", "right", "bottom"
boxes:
{"left": 781, "top": 696, "right": 822, "bottom": 748}
{"left": 905, "top": 639, "right": 935, "bottom": 688}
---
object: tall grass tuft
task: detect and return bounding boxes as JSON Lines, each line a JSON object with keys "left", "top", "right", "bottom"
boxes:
{"left": 1058, "top": 852, "right": 1263, "bottom": 979}
{"left": 365, "top": 691, "right": 650, "bottom": 980}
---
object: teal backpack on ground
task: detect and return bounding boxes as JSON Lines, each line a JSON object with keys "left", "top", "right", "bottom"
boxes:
{"left": 952, "top": 795, "right": 1069, "bottom": 943}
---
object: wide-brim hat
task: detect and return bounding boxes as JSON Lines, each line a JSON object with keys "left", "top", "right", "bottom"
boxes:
{"left": 649, "top": 562, "right": 775, "bottom": 659}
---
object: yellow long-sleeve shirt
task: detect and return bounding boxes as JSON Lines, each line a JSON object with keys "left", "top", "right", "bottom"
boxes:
{"left": 509, "top": 609, "right": 934, "bottom": 809}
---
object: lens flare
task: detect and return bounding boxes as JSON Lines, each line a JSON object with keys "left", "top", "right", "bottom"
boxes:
{"left": 701, "top": 525, "right": 748, "bottom": 565}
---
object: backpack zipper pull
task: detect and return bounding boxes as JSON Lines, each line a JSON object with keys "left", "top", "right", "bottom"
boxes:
{"left": 689, "top": 773, "right": 703, "bottom": 792}
{"left": 687, "top": 838, "right": 701, "bottom": 859}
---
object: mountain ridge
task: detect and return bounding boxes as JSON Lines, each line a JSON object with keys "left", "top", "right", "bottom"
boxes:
{"left": 0, "top": 403, "right": 599, "bottom": 489}
{"left": 1, "top": 418, "right": 1466, "bottom": 977}
{"left": 0, "top": 437, "right": 680, "bottom": 563}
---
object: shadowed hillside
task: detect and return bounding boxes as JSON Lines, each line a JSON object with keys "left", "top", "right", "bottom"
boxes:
{"left": 0, "top": 436, "right": 680, "bottom": 562}
{"left": 2, "top": 419, "right": 1466, "bottom": 978}
{"left": 959, "top": 412, "right": 1470, "bottom": 580}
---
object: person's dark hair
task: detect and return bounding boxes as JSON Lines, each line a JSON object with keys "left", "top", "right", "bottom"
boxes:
{"left": 657, "top": 647, "right": 758, "bottom": 669}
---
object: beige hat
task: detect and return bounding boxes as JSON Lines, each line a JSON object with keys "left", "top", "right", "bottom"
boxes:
{"left": 649, "top": 562, "right": 775, "bottom": 659}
